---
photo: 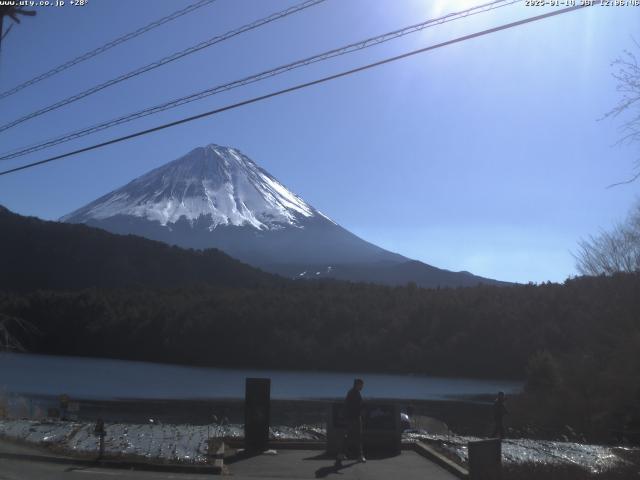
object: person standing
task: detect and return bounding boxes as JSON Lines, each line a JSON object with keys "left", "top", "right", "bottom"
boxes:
{"left": 492, "top": 391, "right": 508, "bottom": 439}
{"left": 337, "top": 378, "right": 366, "bottom": 464}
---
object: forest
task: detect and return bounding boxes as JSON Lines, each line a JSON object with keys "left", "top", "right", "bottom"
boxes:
{"left": 2, "top": 205, "right": 640, "bottom": 440}
{"left": 2, "top": 273, "right": 640, "bottom": 440}
{"left": 0, "top": 205, "right": 279, "bottom": 291}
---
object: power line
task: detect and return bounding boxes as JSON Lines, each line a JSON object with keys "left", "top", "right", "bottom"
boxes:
{"left": 0, "top": 0, "right": 519, "bottom": 162}
{"left": 0, "top": 0, "right": 327, "bottom": 133}
{"left": 0, "top": 2, "right": 598, "bottom": 178}
{"left": 0, "top": 0, "right": 216, "bottom": 100}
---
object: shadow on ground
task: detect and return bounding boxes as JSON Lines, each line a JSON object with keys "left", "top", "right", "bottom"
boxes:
{"left": 303, "top": 452, "right": 401, "bottom": 478}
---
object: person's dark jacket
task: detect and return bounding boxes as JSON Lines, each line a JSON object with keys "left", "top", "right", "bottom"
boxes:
{"left": 345, "top": 387, "right": 363, "bottom": 421}
{"left": 493, "top": 399, "right": 508, "bottom": 422}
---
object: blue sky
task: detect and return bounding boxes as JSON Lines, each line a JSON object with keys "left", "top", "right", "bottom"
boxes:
{"left": 0, "top": 0, "right": 638, "bottom": 283}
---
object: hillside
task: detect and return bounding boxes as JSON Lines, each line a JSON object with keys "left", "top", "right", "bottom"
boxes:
{"left": 61, "top": 144, "right": 505, "bottom": 288}
{"left": 0, "top": 205, "right": 279, "bottom": 291}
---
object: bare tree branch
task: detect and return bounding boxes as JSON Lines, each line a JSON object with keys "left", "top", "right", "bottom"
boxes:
{"left": 607, "top": 169, "right": 640, "bottom": 188}
{"left": 575, "top": 201, "right": 640, "bottom": 275}
{"left": 603, "top": 39, "right": 640, "bottom": 186}
{"left": 0, "top": 314, "right": 39, "bottom": 352}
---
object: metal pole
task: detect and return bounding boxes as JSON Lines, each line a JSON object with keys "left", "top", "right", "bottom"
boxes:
{"left": 99, "top": 434, "right": 104, "bottom": 459}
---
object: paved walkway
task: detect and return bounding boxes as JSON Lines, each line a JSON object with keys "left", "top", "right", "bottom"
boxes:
{"left": 0, "top": 439, "right": 460, "bottom": 479}
{"left": 0, "top": 456, "right": 212, "bottom": 480}
{"left": 2, "top": 437, "right": 75, "bottom": 456}
{"left": 226, "top": 449, "right": 459, "bottom": 480}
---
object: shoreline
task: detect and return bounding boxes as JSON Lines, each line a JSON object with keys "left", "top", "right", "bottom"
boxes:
{"left": 3, "top": 393, "right": 497, "bottom": 436}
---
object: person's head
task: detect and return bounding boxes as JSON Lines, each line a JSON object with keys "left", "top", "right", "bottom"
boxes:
{"left": 354, "top": 378, "right": 364, "bottom": 391}
{"left": 497, "top": 391, "right": 505, "bottom": 401}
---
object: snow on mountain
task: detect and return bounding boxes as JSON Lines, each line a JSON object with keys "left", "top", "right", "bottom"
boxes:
{"left": 61, "top": 144, "right": 333, "bottom": 231}
{"left": 61, "top": 143, "right": 505, "bottom": 288}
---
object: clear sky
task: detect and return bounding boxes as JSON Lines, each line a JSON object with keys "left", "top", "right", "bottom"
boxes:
{"left": 0, "top": 0, "right": 638, "bottom": 283}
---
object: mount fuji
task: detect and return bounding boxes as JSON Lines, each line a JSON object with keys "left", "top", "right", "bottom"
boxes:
{"left": 62, "top": 144, "right": 503, "bottom": 287}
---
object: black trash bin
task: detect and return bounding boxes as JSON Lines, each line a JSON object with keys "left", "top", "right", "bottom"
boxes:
{"left": 326, "top": 402, "right": 401, "bottom": 456}
{"left": 468, "top": 438, "right": 502, "bottom": 480}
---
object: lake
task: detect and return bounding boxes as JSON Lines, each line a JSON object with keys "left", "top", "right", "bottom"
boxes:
{"left": 0, "top": 353, "right": 521, "bottom": 401}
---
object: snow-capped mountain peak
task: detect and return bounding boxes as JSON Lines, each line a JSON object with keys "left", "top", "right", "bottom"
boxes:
{"left": 61, "top": 144, "right": 332, "bottom": 230}
{"left": 60, "top": 142, "right": 504, "bottom": 287}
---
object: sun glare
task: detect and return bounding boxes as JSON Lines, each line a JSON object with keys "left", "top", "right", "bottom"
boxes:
{"left": 427, "top": 0, "right": 486, "bottom": 17}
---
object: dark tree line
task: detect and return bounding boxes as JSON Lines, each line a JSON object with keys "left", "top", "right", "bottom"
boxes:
{"left": 2, "top": 272, "right": 638, "bottom": 381}
{"left": 3, "top": 205, "right": 640, "bottom": 439}
{"left": 0, "top": 205, "right": 279, "bottom": 292}
{"left": 2, "top": 273, "right": 640, "bottom": 439}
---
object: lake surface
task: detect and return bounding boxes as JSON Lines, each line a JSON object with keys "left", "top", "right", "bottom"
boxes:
{"left": 0, "top": 353, "right": 521, "bottom": 401}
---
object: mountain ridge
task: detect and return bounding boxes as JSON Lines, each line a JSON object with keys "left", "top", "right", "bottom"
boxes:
{"left": 62, "top": 144, "right": 506, "bottom": 288}
{"left": 61, "top": 144, "right": 332, "bottom": 230}
{"left": 0, "top": 205, "right": 279, "bottom": 292}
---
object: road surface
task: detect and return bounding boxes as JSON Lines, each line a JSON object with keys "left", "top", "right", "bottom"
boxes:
{"left": 0, "top": 439, "right": 459, "bottom": 479}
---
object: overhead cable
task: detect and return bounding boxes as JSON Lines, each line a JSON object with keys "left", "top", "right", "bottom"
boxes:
{"left": 0, "top": 0, "right": 519, "bottom": 161}
{"left": 0, "top": 0, "right": 326, "bottom": 133}
{"left": 0, "top": 0, "right": 217, "bottom": 100}
{"left": 0, "top": 2, "right": 598, "bottom": 178}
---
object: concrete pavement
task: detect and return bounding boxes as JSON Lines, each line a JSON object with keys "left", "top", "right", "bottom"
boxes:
{"left": 0, "top": 438, "right": 462, "bottom": 479}
{"left": 225, "top": 449, "right": 459, "bottom": 479}
{"left": 0, "top": 456, "right": 212, "bottom": 480}
{"left": 0, "top": 438, "right": 219, "bottom": 478}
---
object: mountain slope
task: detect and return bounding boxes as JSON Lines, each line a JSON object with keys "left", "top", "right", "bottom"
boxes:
{"left": 62, "top": 145, "right": 322, "bottom": 230}
{"left": 0, "top": 205, "right": 279, "bottom": 292}
{"left": 62, "top": 144, "right": 504, "bottom": 287}
{"left": 62, "top": 145, "right": 404, "bottom": 267}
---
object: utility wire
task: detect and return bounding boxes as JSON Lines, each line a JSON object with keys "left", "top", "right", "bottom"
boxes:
{"left": 0, "top": 0, "right": 326, "bottom": 134}
{"left": 0, "top": 2, "right": 598, "bottom": 178}
{"left": 0, "top": 0, "right": 217, "bottom": 100}
{"left": 0, "top": 0, "right": 519, "bottom": 162}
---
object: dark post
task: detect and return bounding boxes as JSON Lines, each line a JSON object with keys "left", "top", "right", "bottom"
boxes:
{"left": 59, "top": 394, "right": 69, "bottom": 420}
{"left": 94, "top": 418, "right": 106, "bottom": 459}
{"left": 244, "top": 378, "right": 271, "bottom": 452}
